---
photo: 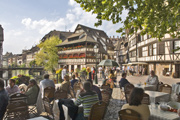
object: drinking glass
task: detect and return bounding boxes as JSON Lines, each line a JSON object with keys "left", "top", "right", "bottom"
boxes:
{"left": 144, "top": 82, "right": 146, "bottom": 86}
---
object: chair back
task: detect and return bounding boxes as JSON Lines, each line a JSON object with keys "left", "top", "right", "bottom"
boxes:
{"left": 5, "top": 101, "right": 29, "bottom": 120}
{"left": 43, "top": 97, "right": 54, "bottom": 118}
{"left": 159, "top": 84, "right": 172, "bottom": 94}
{"left": 118, "top": 109, "right": 142, "bottom": 120}
{"left": 88, "top": 101, "right": 107, "bottom": 120}
{"left": 54, "top": 90, "right": 68, "bottom": 99}
{"left": 124, "top": 84, "right": 134, "bottom": 103}
{"left": 141, "top": 93, "right": 150, "bottom": 105}
{"left": 10, "top": 93, "right": 27, "bottom": 103}
{"left": 73, "top": 82, "right": 82, "bottom": 94}
{"left": 101, "top": 90, "right": 111, "bottom": 104}
{"left": 44, "top": 86, "right": 55, "bottom": 99}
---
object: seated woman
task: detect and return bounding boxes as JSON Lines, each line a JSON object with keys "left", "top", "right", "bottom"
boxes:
{"left": 24, "top": 79, "right": 39, "bottom": 105}
{"left": 121, "top": 88, "right": 150, "bottom": 120}
{"left": 106, "top": 69, "right": 115, "bottom": 89}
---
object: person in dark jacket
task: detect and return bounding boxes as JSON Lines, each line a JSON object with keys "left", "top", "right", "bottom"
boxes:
{"left": 119, "top": 73, "right": 130, "bottom": 88}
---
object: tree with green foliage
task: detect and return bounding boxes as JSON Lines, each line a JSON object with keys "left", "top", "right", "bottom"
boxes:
{"left": 35, "top": 36, "right": 62, "bottom": 72}
{"left": 75, "top": 0, "right": 180, "bottom": 40}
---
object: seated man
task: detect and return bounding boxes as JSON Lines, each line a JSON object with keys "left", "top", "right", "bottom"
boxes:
{"left": 75, "top": 81, "right": 99, "bottom": 119}
{"left": 87, "top": 79, "right": 102, "bottom": 100}
{"left": 146, "top": 70, "right": 159, "bottom": 91}
{"left": 70, "top": 74, "right": 78, "bottom": 89}
{"left": 0, "top": 79, "right": 9, "bottom": 120}
{"left": 6, "top": 79, "right": 20, "bottom": 95}
{"left": 75, "top": 72, "right": 81, "bottom": 82}
{"left": 40, "top": 74, "right": 55, "bottom": 98}
{"left": 119, "top": 73, "right": 130, "bottom": 88}
{"left": 24, "top": 79, "right": 39, "bottom": 105}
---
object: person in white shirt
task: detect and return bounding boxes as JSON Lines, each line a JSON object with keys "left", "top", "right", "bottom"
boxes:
{"left": 39, "top": 74, "right": 55, "bottom": 98}
{"left": 98, "top": 66, "right": 102, "bottom": 78}
{"left": 146, "top": 70, "right": 159, "bottom": 91}
{"left": 61, "top": 66, "right": 67, "bottom": 80}
{"left": 6, "top": 79, "right": 20, "bottom": 95}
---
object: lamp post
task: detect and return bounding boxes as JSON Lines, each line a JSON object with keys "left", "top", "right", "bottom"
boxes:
{"left": 94, "top": 44, "right": 99, "bottom": 84}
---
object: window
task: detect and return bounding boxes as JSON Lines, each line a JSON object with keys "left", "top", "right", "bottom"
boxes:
{"left": 149, "top": 45, "right": 152, "bottom": 56}
{"left": 131, "top": 50, "right": 136, "bottom": 57}
{"left": 174, "top": 41, "right": 180, "bottom": 53}
{"left": 139, "top": 47, "right": 142, "bottom": 57}
{"left": 130, "top": 38, "right": 136, "bottom": 47}
{"left": 153, "top": 43, "right": 157, "bottom": 55}
{"left": 144, "top": 34, "right": 147, "bottom": 40}
{"left": 142, "top": 46, "right": 148, "bottom": 56}
{"left": 158, "top": 42, "right": 165, "bottom": 55}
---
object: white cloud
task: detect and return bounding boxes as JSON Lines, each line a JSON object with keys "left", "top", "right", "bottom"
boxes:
{"left": 4, "top": 0, "right": 128, "bottom": 54}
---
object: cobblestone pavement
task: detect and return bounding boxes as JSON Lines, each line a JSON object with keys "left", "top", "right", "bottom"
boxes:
{"left": 97, "top": 74, "right": 180, "bottom": 120}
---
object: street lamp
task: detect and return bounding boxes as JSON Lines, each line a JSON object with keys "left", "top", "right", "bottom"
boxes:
{"left": 94, "top": 44, "right": 99, "bottom": 84}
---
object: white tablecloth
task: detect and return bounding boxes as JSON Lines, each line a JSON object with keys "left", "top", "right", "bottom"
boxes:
{"left": 55, "top": 84, "right": 61, "bottom": 89}
{"left": 172, "top": 84, "right": 180, "bottom": 94}
{"left": 145, "top": 91, "right": 170, "bottom": 103}
{"left": 134, "top": 84, "right": 155, "bottom": 91}
{"left": 53, "top": 99, "right": 83, "bottom": 120}
{"left": 149, "top": 105, "right": 180, "bottom": 120}
{"left": 27, "top": 117, "right": 48, "bottom": 120}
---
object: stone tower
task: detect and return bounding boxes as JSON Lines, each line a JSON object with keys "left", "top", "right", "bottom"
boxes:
{"left": 0, "top": 25, "right": 4, "bottom": 68}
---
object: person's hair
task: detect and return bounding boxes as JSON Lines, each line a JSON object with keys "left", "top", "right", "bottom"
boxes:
{"left": 75, "top": 72, "right": 78, "bottom": 77}
{"left": 63, "top": 65, "right": 67, "bottom": 68}
{"left": 29, "top": 79, "right": 37, "bottom": 85}
{"left": 122, "top": 73, "right": 126, "bottom": 77}
{"left": 10, "top": 79, "right": 16, "bottom": 84}
{"left": 150, "top": 70, "right": 155, "bottom": 76}
{"left": 0, "top": 79, "right": 4, "bottom": 88}
{"left": 129, "top": 88, "right": 144, "bottom": 106}
{"left": 83, "top": 81, "right": 92, "bottom": 91}
{"left": 44, "top": 74, "right": 49, "bottom": 79}
{"left": 72, "top": 75, "right": 75, "bottom": 79}
{"left": 110, "top": 69, "right": 114, "bottom": 75}
{"left": 86, "top": 79, "right": 93, "bottom": 84}
{"left": 64, "top": 75, "right": 69, "bottom": 81}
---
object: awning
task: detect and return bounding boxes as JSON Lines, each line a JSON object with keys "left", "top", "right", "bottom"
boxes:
{"left": 123, "top": 62, "right": 148, "bottom": 66}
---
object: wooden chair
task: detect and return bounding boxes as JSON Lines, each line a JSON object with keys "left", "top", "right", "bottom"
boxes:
{"left": 101, "top": 90, "right": 111, "bottom": 104}
{"left": 124, "top": 84, "right": 134, "bottom": 103}
{"left": 44, "top": 87, "right": 55, "bottom": 99}
{"left": 43, "top": 97, "right": 54, "bottom": 120}
{"left": 118, "top": 109, "right": 142, "bottom": 120}
{"left": 9, "top": 93, "right": 27, "bottom": 103}
{"left": 54, "top": 89, "right": 68, "bottom": 99}
{"left": 159, "top": 84, "right": 172, "bottom": 94}
{"left": 141, "top": 93, "right": 150, "bottom": 105}
{"left": 88, "top": 101, "right": 107, "bottom": 120}
{"left": 4, "top": 101, "right": 29, "bottom": 120}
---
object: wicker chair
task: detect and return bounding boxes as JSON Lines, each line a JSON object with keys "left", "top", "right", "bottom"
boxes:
{"left": 88, "top": 101, "right": 107, "bottom": 120}
{"left": 44, "top": 87, "right": 55, "bottom": 99}
{"left": 54, "top": 89, "right": 68, "bottom": 99}
{"left": 4, "top": 101, "right": 29, "bottom": 120}
{"left": 101, "top": 90, "right": 111, "bottom": 104}
{"left": 43, "top": 97, "right": 54, "bottom": 120}
{"left": 141, "top": 93, "right": 150, "bottom": 105}
{"left": 159, "top": 84, "right": 172, "bottom": 94}
{"left": 124, "top": 84, "right": 134, "bottom": 103}
{"left": 9, "top": 93, "right": 27, "bottom": 103}
{"left": 118, "top": 109, "right": 142, "bottom": 120}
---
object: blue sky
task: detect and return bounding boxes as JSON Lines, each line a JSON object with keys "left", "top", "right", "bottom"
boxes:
{"left": 0, "top": 0, "right": 127, "bottom": 54}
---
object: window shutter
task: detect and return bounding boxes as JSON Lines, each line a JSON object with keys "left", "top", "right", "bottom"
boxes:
{"left": 139, "top": 47, "right": 142, "bottom": 57}
{"left": 170, "top": 41, "right": 174, "bottom": 54}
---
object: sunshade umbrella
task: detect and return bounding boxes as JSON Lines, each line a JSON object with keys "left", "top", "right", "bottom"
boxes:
{"left": 98, "top": 59, "right": 119, "bottom": 67}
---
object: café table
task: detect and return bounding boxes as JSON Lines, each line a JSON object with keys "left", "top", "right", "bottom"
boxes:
{"left": 134, "top": 84, "right": 155, "bottom": 91}
{"left": 172, "top": 83, "right": 180, "bottom": 94}
{"left": 53, "top": 98, "right": 83, "bottom": 120}
{"left": 145, "top": 90, "right": 170, "bottom": 103}
{"left": 55, "top": 84, "right": 61, "bottom": 89}
{"left": 149, "top": 105, "right": 180, "bottom": 120}
{"left": 27, "top": 117, "right": 48, "bottom": 120}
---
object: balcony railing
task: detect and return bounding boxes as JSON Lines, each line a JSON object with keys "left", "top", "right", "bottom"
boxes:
{"left": 58, "top": 48, "right": 94, "bottom": 54}
{"left": 58, "top": 58, "right": 100, "bottom": 64}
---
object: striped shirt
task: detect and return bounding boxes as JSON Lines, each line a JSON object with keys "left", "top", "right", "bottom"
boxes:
{"left": 75, "top": 91, "right": 99, "bottom": 117}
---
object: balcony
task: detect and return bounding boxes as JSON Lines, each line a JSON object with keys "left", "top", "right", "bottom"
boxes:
{"left": 58, "top": 58, "right": 100, "bottom": 65}
{"left": 58, "top": 48, "right": 94, "bottom": 54}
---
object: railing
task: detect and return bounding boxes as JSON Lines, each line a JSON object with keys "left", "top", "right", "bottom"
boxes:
{"left": 58, "top": 58, "right": 100, "bottom": 64}
{"left": 58, "top": 48, "right": 94, "bottom": 54}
